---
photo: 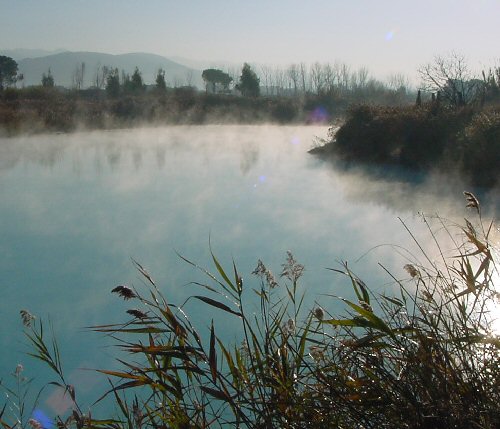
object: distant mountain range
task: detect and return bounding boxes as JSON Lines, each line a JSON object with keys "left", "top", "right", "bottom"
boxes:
{"left": 0, "top": 50, "right": 204, "bottom": 88}
{"left": 1, "top": 48, "right": 69, "bottom": 61}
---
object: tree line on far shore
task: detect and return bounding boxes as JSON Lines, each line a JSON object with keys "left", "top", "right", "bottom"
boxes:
{"left": 0, "top": 54, "right": 414, "bottom": 102}
{"left": 2, "top": 51, "right": 500, "bottom": 140}
{"left": 0, "top": 55, "right": 420, "bottom": 134}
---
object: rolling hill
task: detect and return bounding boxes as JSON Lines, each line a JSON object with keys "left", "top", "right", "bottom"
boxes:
{"left": 5, "top": 51, "right": 203, "bottom": 89}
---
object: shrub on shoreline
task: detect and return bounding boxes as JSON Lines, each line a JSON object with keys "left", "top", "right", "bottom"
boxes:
{"left": 312, "top": 103, "right": 500, "bottom": 187}
{"left": 458, "top": 111, "right": 500, "bottom": 186}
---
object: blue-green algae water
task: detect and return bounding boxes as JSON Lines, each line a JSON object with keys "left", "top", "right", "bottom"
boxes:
{"left": 1, "top": 125, "right": 498, "bottom": 420}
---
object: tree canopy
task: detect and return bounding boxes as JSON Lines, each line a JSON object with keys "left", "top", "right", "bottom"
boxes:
{"left": 236, "top": 63, "right": 260, "bottom": 97}
{"left": 201, "top": 68, "right": 232, "bottom": 93}
{"left": 418, "top": 52, "right": 481, "bottom": 106}
{"left": 122, "top": 67, "right": 145, "bottom": 94}
{"left": 155, "top": 68, "right": 167, "bottom": 93}
{"left": 41, "top": 69, "right": 55, "bottom": 87}
{"left": 0, "top": 55, "right": 18, "bottom": 90}
{"left": 105, "top": 68, "right": 120, "bottom": 98}
{"left": 130, "top": 67, "right": 145, "bottom": 92}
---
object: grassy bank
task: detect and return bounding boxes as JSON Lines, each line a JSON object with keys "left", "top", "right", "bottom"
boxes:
{"left": 0, "top": 89, "right": 283, "bottom": 135}
{"left": 1, "top": 193, "right": 499, "bottom": 428}
{"left": 311, "top": 103, "right": 500, "bottom": 187}
{"left": 0, "top": 82, "right": 415, "bottom": 136}
{"left": 0, "top": 87, "right": 335, "bottom": 135}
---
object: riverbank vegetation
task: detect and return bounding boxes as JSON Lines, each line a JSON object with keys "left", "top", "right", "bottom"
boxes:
{"left": 0, "top": 83, "right": 411, "bottom": 135}
{"left": 311, "top": 55, "right": 500, "bottom": 188}
{"left": 0, "top": 57, "right": 414, "bottom": 135}
{"left": 311, "top": 103, "right": 500, "bottom": 187}
{"left": 1, "top": 193, "right": 499, "bottom": 428}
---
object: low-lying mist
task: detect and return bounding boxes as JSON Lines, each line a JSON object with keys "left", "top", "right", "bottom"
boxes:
{"left": 1, "top": 124, "right": 497, "bottom": 411}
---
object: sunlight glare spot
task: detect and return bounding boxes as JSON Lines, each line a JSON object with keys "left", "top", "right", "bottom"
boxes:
{"left": 484, "top": 265, "right": 500, "bottom": 335}
{"left": 385, "top": 30, "right": 395, "bottom": 41}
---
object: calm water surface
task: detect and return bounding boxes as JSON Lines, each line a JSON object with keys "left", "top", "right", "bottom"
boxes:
{"left": 1, "top": 125, "right": 498, "bottom": 412}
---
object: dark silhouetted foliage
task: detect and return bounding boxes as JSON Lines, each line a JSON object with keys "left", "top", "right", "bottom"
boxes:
{"left": 202, "top": 68, "right": 233, "bottom": 93}
{"left": 105, "top": 68, "right": 120, "bottom": 98}
{"left": 128, "top": 67, "right": 145, "bottom": 93}
{"left": 155, "top": 68, "right": 167, "bottom": 93}
{"left": 237, "top": 63, "right": 260, "bottom": 97}
{"left": 271, "top": 99, "right": 299, "bottom": 123}
{"left": 314, "top": 103, "right": 500, "bottom": 187}
{"left": 41, "top": 69, "right": 55, "bottom": 88}
{"left": 0, "top": 55, "right": 18, "bottom": 90}
{"left": 458, "top": 111, "right": 500, "bottom": 186}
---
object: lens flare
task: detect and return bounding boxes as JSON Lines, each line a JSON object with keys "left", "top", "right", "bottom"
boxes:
{"left": 309, "top": 106, "right": 328, "bottom": 124}
{"left": 32, "top": 409, "right": 52, "bottom": 429}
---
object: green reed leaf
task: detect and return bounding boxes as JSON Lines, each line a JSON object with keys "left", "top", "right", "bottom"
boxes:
{"left": 209, "top": 320, "right": 217, "bottom": 383}
{"left": 211, "top": 250, "right": 237, "bottom": 294}
{"left": 192, "top": 295, "right": 242, "bottom": 317}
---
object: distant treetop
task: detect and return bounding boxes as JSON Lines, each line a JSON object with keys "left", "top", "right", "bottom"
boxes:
{"left": 202, "top": 68, "right": 233, "bottom": 93}
{"left": 0, "top": 55, "right": 18, "bottom": 90}
{"left": 236, "top": 63, "right": 260, "bottom": 97}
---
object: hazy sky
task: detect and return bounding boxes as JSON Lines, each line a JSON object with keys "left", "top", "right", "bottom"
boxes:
{"left": 1, "top": 0, "right": 499, "bottom": 81}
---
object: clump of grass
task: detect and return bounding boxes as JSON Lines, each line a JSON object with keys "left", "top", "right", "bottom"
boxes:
{"left": 0, "top": 364, "right": 35, "bottom": 429}
{"left": 3, "top": 193, "right": 499, "bottom": 428}
{"left": 1, "top": 315, "right": 120, "bottom": 429}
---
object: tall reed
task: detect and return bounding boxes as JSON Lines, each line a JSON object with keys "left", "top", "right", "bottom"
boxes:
{"left": 2, "top": 192, "right": 498, "bottom": 428}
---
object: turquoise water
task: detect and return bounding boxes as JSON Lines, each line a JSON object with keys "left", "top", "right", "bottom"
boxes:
{"left": 1, "top": 124, "right": 497, "bottom": 417}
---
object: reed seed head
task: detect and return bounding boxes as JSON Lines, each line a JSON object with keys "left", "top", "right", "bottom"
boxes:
{"left": 281, "top": 251, "right": 305, "bottom": 282}
{"left": 20, "top": 309, "right": 35, "bottom": 327}
{"left": 253, "top": 260, "right": 279, "bottom": 288}
{"left": 284, "top": 318, "right": 296, "bottom": 335}
{"left": 404, "top": 264, "right": 420, "bottom": 279}
{"left": 126, "top": 309, "right": 148, "bottom": 319}
{"left": 359, "top": 300, "right": 373, "bottom": 312}
{"left": 313, "top": 306, "right": 325, "bottom": 320}
{"left": 463, "top": 191, "right": 480, "bottom": 213}
{"left": 28, "top": 419, "right": 42, "bottom": 429}
{"left": 309, "top": 346, "right": 325, "bottom": 362}
{"left": 111, "top": 285, "right": 137, "bottom": 300}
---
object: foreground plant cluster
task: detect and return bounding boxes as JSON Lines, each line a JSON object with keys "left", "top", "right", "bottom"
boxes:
{"left": 1, "top": 193, "right": 499, "bottom": 428}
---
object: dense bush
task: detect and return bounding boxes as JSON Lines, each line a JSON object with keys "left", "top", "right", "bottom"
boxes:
{"left": 457, "top": 111, "right": 500, "bottom": 186}
{"left": 316, "top": 103, "right": 499, "bottom": 187}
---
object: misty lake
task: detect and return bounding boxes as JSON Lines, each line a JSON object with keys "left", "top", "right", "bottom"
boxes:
{"left": 1, "top": 124, "right": 499, "bottom": 411}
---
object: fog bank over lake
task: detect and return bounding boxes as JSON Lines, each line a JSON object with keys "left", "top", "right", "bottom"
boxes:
{"left": 1, "top": 125, "right": 498, "bottom": 408}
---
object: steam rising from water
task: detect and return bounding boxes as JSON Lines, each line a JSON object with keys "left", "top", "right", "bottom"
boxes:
{"left": 1, "top": 124, "right": 498, "bottom": 405}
